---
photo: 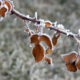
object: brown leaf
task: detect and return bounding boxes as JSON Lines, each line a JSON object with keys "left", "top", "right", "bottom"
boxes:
{"left": 44, "top": 21, "right": 52, "bottom": 27}
{"left": 4, "top": 0, "right": 12, "bottom": 11}
{"left": 32, "top": 44, "right": 44, "bottom": 62}
{"left": 76, "top": 56, "right": 80, "bottom": 69}
{"left": 30, "top": 34, "right": 40, "bottom": 44}
{"left": 52, "top": 32, "right": 60, "bottom": 46}
{"left": 40, "top": 34, "right": 53, "bottom": 54}
{"left": 0, "top": 7, "right": 7, "bottom": 17}
{"left": 61, "top": 51, "right": 77, "bottom": 64}
{"left": 46, "top": 48, "right": 53, "bottom": 54}
{"left": 43, "top": 57, "right": 52, "bottom": 64}
{"left": 31, "top": 34, "right": 53, "bottom": 54}
{"left": 0, "top": 1, "right": 2, "bottom": 6}
{"left": 66, "top": 62, "right": 77, "bottom": 72}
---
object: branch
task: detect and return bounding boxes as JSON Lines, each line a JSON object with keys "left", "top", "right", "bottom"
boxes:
{"left": 11, "top": 9, "right": 80, "bottom": 39}
{"left": 11, "top": 9, "right": 40, "bottom": 24}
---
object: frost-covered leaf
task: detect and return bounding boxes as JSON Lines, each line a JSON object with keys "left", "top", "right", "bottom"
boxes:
{"left": 52, "top": 32, "right": 60, "bottom": 46}
{"left": 40, "top": 34, "right": 53, "bottom": 54}
{"left": 76, "top": 56, "right": 80, "bottom": 69}
{"left": 4, "top": 0, "right": 12, "bottom": 11}
{"left": 44, "top": 21, "right": 52, "bottom": 27}
{"left": 0, "top": 7, "right": 7, "bottom": 17}
{"left": 61, "top": 51, "right": 77, "bottom": 64}
{"left": 30, "top": 34, "right": 40, "bottom": 44}
{"left": 32, "top": 44, "right": 44, "bottom": 62}
{"left": 0, "top": 0, "right": 13, "bottom": 17}
{"left": 66, "top": 62, "right": 77, "bottom": 72}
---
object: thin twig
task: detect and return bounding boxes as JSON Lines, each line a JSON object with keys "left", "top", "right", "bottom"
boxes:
{"left": 11, "top": 9, "right": 40, "bottom": 24}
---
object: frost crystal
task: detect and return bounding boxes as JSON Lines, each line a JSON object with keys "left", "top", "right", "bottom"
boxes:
{"left": 26, "top": 15, "right": 30, "bottom": 18}
{"left": 34, "top": 12, "right": 37, "bottom": 19}
{"left": 78, "top": 29, "right": 80, "bottom": 35}
{"left": 57, "top": 24, "right": 64, "bottom": 30}
{"left": 0, "top": 17, "right": 4, "bottom": 22}
{"left": 34, "top": 19, "right": 45, "bottom": 34}
{"left": 39, "top": 19, "right": 45, "bottom": 26}
{"left": 53, "top": 21, "right": 57, "bottom": 27}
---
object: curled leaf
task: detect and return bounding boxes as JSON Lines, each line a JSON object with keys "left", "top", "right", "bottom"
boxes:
{"left": 76, "top": 56, "right": 80, "bottom": 69}
{"left": 61, "top": 51, "right": 77, "bottom": 64}
{"left": 0, "top": 7, "right": 7, "bottom": 17}
{"left": 30, "top": 34, "right": 40, "bottom": 44}
{"left": 40, "top": 34, "right": 53, "bottom": 54}
{"left": 66, "top": 62, "right": 77, "bottom": 72}
{"left": 31, "top": 34, "right": 53, "bottom": 53}
{"left": 44, "top": 57, "right": 52, "bottom": 64}
{"left": 32, "top": 44, "right": 44, "bottom": 62}
{"left": 44, "top": 21, "right": 52, "bottom": 27}
{"left": 4, "top": 0, "right": 12, "bottom": 11}
{"left": 0, "top": 0, "right": 13, "bottom": 17}
{"left": 52, "top": 32, "right": 60, "bottom": 46}
{"left": 46, "top": 48, "right": 53, "bottom": 54}
{"left": 61, "top": 51, "right": 80, "bottom": 72}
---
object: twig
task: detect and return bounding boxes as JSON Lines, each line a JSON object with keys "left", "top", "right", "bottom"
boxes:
{"left": 11, "top": 9, "right": 40, "bottom": 24}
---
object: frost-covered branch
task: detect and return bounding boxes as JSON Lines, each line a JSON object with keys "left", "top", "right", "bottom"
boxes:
{"left": 11, "top": 9, "right": 80, "bottom": 39}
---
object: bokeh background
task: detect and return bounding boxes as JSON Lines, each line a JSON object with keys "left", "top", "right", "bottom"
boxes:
{"left": 0, "top": 0, "right": 80, "bottom": 80}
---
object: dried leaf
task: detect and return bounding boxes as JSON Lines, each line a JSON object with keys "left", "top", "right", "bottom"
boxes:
{"left": 45, "top": 21, "right": 52, "bottom": 27}
{"left": 46, "top": 48, "right": 53, "bottom": 54}
{"left": 76, "top": 56, "right": 80, "bottom": 69}
{"left": 66, "top": 62, "right": 77, "bottom": 72}
{"left": 30, "top": 34, "right": 40, "bottom": 44}
{"left": 61, "top": 51, "right": 77, "bottom": 64}
{"left": 44, "top": 57, "right": 52, "bottom": 64}
{"left": 52, "top": 32, "right": 60, "bottom": 45}
{"left": 0, "top": 1, "right": 2, "bottom": 6}
{"left": 4, "top": 0, "right": 11, "bottom": 11}
{"left": 40, "top": 34, "right": 53, "bottom": 54}
{"left": 0, "top": 7, "right": 7, "bottom": 17}
{"left": 32, "top": 44, "right": 44, "bottom": 62}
